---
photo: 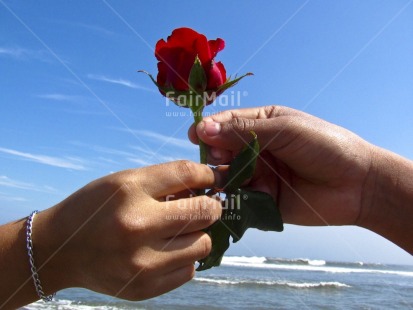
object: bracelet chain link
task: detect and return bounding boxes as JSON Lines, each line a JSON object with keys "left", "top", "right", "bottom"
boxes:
{"left": 26, "top": 210, "right": 55, "bottom": 302}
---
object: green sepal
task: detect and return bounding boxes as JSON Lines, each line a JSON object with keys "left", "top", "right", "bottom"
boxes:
{"left": 138, "top": 70, "right": 192, "bottom": 108}
{"left": 226, "top": 131, "right": 259, "bottom": 192}
{"left": 137, "top": 70, "right": 159, "bottom": 88}
{"left": 189, "top": 55, "right": 207, "bottom": 95}
{"left": 217, "top": 72, "right": 253, "bottom": 94}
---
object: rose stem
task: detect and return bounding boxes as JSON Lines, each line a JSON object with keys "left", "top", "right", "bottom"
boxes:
{"left": 194, "top": 113, "right": 207, "bottom": 165}
{"left": 191, "top": 99, "right": 207, "bottom": 165}
{"left": 193, "top": 104, "right": 207, "bottom": 196}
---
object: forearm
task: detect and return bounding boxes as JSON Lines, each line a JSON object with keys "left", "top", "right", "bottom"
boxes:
{"left": 0, "top": 210, "right": 62, "bottom": 309}
{"left": 359, "top": 146, "right": 413, "bottom": 254}
{"left": 0, "top": 218, "right": 40, "bottom": 308}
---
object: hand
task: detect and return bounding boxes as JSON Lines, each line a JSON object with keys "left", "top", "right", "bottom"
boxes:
{"left": 32, "top": 161, "right": 221, "bottom": 301}
{"left": 188, "top": 106, "right": 374, "bottom": 227}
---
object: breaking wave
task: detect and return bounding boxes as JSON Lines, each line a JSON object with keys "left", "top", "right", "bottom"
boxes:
{"left": 220, "top": 256, "right": 413, "bottom": 277}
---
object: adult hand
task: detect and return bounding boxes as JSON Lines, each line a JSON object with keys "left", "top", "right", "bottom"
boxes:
{"left": 189, "top": 106, "right": 413, "bottom": 255}
{"left": 189, "top": 106, "right": 373, "bottom": 226}
{"left": 1, "top": 160, "right": 221, "bottom": 308}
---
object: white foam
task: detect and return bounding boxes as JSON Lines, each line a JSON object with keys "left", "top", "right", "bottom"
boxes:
{"left": 194, "top": 277, "right": 241, "bottom": 285}
{"left": 220, "top": 257, "right": 413, "bottom": 277}
{"left": 285, "top": 281, "right": 350, "bottom": 288}
{"left": 194, "top": 277, "right": 350, "bottom": 289}
{"left": 221, "top": 256, "right": 266, "bottom": 265}
{"left": 308, "top": 259, "right": 326, "bottom": 266}
{"left": 23, "top": 299, "right": 120, "bottom": 310}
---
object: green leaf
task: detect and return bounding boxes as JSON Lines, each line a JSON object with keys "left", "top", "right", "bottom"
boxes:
{"left": 189, "top": 55, "right": 207, "bottom": 95}
{"left": 217, "top": 72, "right": 253, "bottom": 94}
{"left": 226, "top": 189, "right": 283, "bottom": 243}
{"left": 196, "top": 132, "right": 284, "bottom": 271}
{"left": 226, "top": 131, "right": 259, "bottom": 192}
{"left": 197, "top": 189, "right": 283, "bottom": 271}
{"left": 196, "top": 220, "right": 230, "bottom": 271}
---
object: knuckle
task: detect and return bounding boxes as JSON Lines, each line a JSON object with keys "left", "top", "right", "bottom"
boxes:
{"left": 175, "top": 160, "right": 197, "bottom": 181}
{"left": 190, "top": 196, "right": 222, "bottom": 227}
{"left": 262, "top": 105, "right": 281, "bottom": 118}
{"left": 112, "top": 210, "right": 150, "bottom": 237}
{"left": 194, "top": 196, "right": 214, "bottom": 220}
{"left": 100, "top": 171, "right": 138, "bottom": 202}
{"left": 229, "top": 117, "right": 256, "bottom": 133}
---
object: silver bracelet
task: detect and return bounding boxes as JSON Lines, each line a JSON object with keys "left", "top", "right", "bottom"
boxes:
{"left": 26, "top": 210, "right": 55, "bottom": 302}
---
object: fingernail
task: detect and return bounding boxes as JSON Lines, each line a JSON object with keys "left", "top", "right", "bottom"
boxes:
{"left": 203, "top": 121, "right": 221, "bottom": 136}
{"left": 211, "top": 165, "right": 228, "bottom": 190}
{"left": 210, "top": 147, "right": 222, "bottom": 160}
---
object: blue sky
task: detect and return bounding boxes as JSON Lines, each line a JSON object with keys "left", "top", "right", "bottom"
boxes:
{"left": 1, "top": 0, "right": 412, "bottom": 265}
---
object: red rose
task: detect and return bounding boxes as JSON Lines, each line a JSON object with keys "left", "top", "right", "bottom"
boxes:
{"left": 155, "top": 27, "right": 226, "bottom": 94}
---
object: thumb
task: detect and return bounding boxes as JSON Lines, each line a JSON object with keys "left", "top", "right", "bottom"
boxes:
{"left": 196, "top": 118, "right": 262, "bottom": 149}
{"left": 196, "top": 117, "right": 285, "bottom": 165}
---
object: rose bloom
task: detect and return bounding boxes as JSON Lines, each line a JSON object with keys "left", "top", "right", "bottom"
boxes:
{"left": 155, "top": 27, "right": 226, "bottom": 95}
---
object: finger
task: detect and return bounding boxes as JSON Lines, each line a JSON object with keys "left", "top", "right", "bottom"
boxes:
{"left": 149, "top": 265, "right": 195, "bottom": 299}
{"left": 132, "top": 264, "right": 195, "bottom": 300}
{"left": 162, "top": 231, "right": 212, "bottom": 266}
{"left": 188, "top": 105, "right": 306, "bottom": 144}
{"left": 126, "top": 232, "right": 211, "bottom": 300}
{"left": 206, "top": 147, "right": 234, "bottom": 166}
{"left": 139, "top": 160, "right": 217, "bottom": 198}
{"left": 196, "top": 113, "right": 314, "bottom": 160}
{"left": 160, "top": 166, "right": 227, "bottom": 200}
{"left": 156, "top": 195, "right": 222, "bottom": 236}
{"left": 160, "top": 189, "right": 194, "bottom": 201}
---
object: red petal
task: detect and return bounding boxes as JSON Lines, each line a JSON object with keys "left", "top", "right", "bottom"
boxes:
{"left": 155, "top": 39, "right": 167, "bottom": 61}
{"left": 215, "top": 61, "right": 226, "bottom": 82}
{"left": 208, "top": 38, "right": 225, "bottom": 58}
{"left": 155, "top": 28, "right": 226, "bottom": 92}
{"left": 164, "top": 27, "right": 200, "bottom": 52}
{"left": 156, "top": 61, "right": 168, "bottom": 88}
{"left": 168, "top": 48, "right": 194, "bottom": 90}
{"left": 156, "top": 28, "right": 200, "bottom": 61}
{"left": 194, "top": 34, "right": 212, "bottom": 64}
{"left": 206, "top": 61, "right": 226, "bottom": 90}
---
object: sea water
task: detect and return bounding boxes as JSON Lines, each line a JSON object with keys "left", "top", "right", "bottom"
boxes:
{"left": 22, "top": 256, "right": 413, "bottom": 309}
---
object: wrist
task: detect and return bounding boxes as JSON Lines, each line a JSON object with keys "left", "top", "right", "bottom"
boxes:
{"left": 31, "top": 207, "right": 75, "bottom": 294}
{"left": 358, "top": 145, "right": 413, "bottom": 253}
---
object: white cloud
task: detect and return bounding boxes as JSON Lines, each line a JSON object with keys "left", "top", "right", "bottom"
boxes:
{"left": 89, "top": 144, "right": 175, "bottom": 166}
{"left": 0, "top": 47, "right": 23, "bottom": 57}
{"left": 0, "top": 193, "right": 27, "bottom": 202}
{"left": 126, "top": 157, "right": 154, "bottom": 166}
{"left": 87, "top": 145, "right": 137, "bottom": 158}
{"left": 0, "top": 147, "right": 87, "bottom": 170}
{"left": 69, "top": 141, "right": 190, "bottom": 169}
{"left": 0, "top": 176, "right": 56, "bottom": 193}
{"left": 36, "top": 93, "right": 79, "bottom": 102}
{"left": 97, "top": 156, "right": 121, "bottom": 165}
{"left": 129, "top": 145, "right": 179, "bottom": 162}
{"left": 72, "top": 22, "right": 116, "bottom": 37}
{"left": 132, "top": 129, "right": 196, "bottom": 150}
{"left": 87, "top": 74, "right": 155, "bottom": 91}
{"left": 0, "top": 46, "right": 51, "bottom": 62}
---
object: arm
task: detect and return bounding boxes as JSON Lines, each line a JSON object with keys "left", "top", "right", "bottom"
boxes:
{"left": 188, "top": 105, "right": 413, "bottom": 254}
{"left": 359, "top": 146, "right": 413, "bottom": 253}
{"left": 0, "top": 160, "right": 221, "bottom": 309}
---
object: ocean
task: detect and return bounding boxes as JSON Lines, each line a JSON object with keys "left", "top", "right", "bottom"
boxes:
{"left": 22, "top": 256, "right": 413, "bottom": 309}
